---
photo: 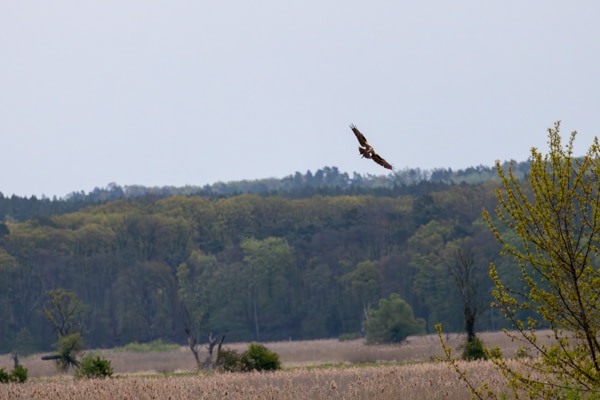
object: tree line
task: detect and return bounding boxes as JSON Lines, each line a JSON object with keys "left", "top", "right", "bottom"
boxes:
{"left": 0, "top": 165, "right": 529, "bottom": 353}
{"left": 0, "top": 162, "right": 532, "bottom": 222}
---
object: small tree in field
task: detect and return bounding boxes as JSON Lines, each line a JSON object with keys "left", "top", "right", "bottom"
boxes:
{"left": 445, "top": 238, "right": 487, "bottom": 356}
{"left": 41, "top": 332, "right": 83, "bottom": 371}
{"left": 41, "top": 289, "right": 88, "bottom": 372}
{"left": 480, "top": 122, "right": 600, "bottom": 397}
{"left": 364, "top": 293, "right": 425, "bottom": 344}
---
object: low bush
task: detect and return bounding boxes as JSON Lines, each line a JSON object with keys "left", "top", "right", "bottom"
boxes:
{"left": 218, "top": 343, "right": 281, "bottom": 372}
{"left": 243, "top": 343, "right": 281, "bottom": 371}
{"left": 0, "top": 365, "right": 28, "bottom": 384}
{"left": 74, "top": 354, "right": 113, "bottom": 380}
{"left": 0, "top": 369, "right": 9, "bottom": 384}
{"left": 10, "top": 365, "right": 28, "bottom": 383}
{"left": 217, "top": 348, "right": 245, "bottom": 372}
{"left": 461, "top": 336, "right": 487, "bottom": 361}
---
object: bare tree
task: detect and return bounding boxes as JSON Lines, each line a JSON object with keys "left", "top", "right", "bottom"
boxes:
{"left": 204, "top": 332, "right": 226, "bottom": 369}
{"left": 446, "top": 240, "right": 485, "bottom": 342}
{"left": 182, "top": 305, "right": 203, "bottom": 370}
{"left": 182, "top": 305, "right": 225, "bottom": 370}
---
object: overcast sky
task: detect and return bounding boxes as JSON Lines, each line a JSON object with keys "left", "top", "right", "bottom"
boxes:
{"left": 2, "top": 1, "right": 599, "bottom": 198}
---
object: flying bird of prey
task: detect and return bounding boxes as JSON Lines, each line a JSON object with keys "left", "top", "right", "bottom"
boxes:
{"left": 350, "top": 124, "right": 393, "bottom": 170}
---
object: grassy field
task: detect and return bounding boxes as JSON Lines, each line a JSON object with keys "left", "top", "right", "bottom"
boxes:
{"left": 0, "top": 330, "right": 547, "bottom": 399}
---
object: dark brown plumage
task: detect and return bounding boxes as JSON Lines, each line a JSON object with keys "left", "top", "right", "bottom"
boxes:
{"left": 350, "top": 124, "right": 371, "bottom": 149}
{"left": 350, "top": 124, "right": 393, "bottom": 170}
{"left": 371, "top": 152, "right": 393, "bottom": 170}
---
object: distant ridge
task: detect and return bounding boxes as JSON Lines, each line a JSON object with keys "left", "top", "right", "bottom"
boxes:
{"left": 0, "top": 161, "right": 530, "bottom": 222}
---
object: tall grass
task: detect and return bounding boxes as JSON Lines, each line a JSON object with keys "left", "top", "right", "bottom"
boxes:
{"left": 0, "top": 330, "right": 551, "bottom": 399}
{"left": 0, "top": 361, "right": 510, "bottom": 400}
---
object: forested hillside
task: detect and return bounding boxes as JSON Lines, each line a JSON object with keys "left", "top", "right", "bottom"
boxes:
{"left": 0, "top": 163, "right": 530, "bottom": 222}
{"left": 0, "top": 163, "right": 529, "bottom": 352}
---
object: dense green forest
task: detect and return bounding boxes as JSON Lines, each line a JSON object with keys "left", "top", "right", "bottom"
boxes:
{"left": 0, "top": 163, "right": 531, "bottom": 353}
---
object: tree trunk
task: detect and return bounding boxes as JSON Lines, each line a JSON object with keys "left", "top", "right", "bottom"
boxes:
{"left": 465, "top": 308, "right": 476, "bottom": 342}
{"left": 182, "top": 305, "right": 203, "bottom": 371}
{"left": 185, "top": 328, "right": 202, "bottom": 370}
{"left": 252, "top": 284, "right": 260, "bottom": 342}
{"left": 204, "top": 332, "right": 226, "bottom": 369}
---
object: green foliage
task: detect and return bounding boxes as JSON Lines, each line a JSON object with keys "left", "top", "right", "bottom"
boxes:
{"left": 217, "top": 348, "right": 245, "bottom": 372}
{"left": 217, "top": 343, "right": 281, "bottom": 372}
{"left": 113, "top": 339, "right": 179, "bottom": 353}
{"left": 241, "top": 237, "right": 294, "bottom": 342}
{"left": 0, "top": 164, "right": 506, "bottom": 349}
{"left": 74, "top": 354, "right": 113, "bottom": 380}
{"left": 217, "top": 347, "right": 244, "bottom": 372}
{"left": 0, "top": 365, "right": 28, "bottom": 384}
{"left": 482, "top": 122, "right": 600, "bottom": 397}
{"left": 42, "top": 289, "right": 89, "bottom": 339}
{"left": 487, "top": 347, "right": 502, "bottom": 359}
{"left": 409, "top": 221, "right": 466, "bottom": 333}
{"left": 58, "top": 332, "right": 83, "bottom": 355}
{"left": 242, "top": 343, "right": 281, "bottom": 371}
{"left": 0, "top": 369, "right": 9, "bottom": 384}
{"left": 461, "top": 336, "right": 487, "bottom": 361}
{"left": 364, "top": 293, "right": 426, "bottom": 344}
{"left": 177, "top": 250, "right": 216, "bottom": 341}
{"left": 10, "top": 365, "right": 28, "bottom": 383}
{"left": 341, "top": 260, "right": 382, "bottom": 328}
{"left": 438, "top": 123, "right": 600, "bottom": 398}
{"left": 56, "top": 332, "right": 83, "bottom": 371}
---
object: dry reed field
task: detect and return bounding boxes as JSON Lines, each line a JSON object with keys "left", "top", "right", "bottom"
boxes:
{"left": 0, "top": 331, "right": 547, "bottom": 400}
{"left": 0, "top": 361, "right": 510, "bottom": 400}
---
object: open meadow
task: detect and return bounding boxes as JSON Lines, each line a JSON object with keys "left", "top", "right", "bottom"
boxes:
{"left": 0, "top": 330, "right": 549, "bottom": 399}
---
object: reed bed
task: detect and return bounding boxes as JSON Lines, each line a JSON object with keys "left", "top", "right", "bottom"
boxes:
{"left": 0, "top": 360, "right": 509, "bottom": 400}
{"left": 0, "top": 330, "right": 550, "bottom": 399}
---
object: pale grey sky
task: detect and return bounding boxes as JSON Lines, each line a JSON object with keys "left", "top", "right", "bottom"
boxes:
{"left": 2, "top": 1, "right": 599, "bottom": 197}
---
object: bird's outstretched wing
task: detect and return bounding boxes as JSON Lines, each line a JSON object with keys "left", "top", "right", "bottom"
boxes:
{"left": 350, "top": 124, "right": 370, "bottom": 148}
{"left": 371, "top": 152, "right": 393, "bottom": 170}
{"left": 350, "top": 124, "right": 393, "bottom": 170}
